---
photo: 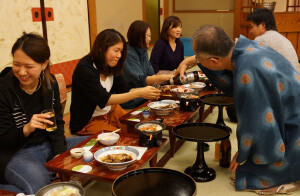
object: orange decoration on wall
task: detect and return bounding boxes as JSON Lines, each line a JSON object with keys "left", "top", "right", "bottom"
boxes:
{"left": 246, "top": 47, "right": 253, "bottom": 51}
{"left": 259, "top": 42, "right": 265, "bottom": 46}
{"left": 240, "top": 74, "right": 251, "bottom": 84}
{"left": 265, "top": 112, "right": 273, "bottom": 123}
{"left": 279, "top": 143, "right": 285, "bottom": 152}
{"left": 264, "top": 61, "right": 272, "bottom": 68}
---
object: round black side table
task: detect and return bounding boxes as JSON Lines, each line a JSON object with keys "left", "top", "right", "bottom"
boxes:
{"left": 173, "top": 123, "right": 231, "bottom": 182}
{"left": 200, "top": 94, "right": 234, "bottom": 126}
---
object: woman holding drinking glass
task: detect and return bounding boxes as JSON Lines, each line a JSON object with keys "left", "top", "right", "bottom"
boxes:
{"left": 0, "top": 32, "right": 86, "bottom": 194}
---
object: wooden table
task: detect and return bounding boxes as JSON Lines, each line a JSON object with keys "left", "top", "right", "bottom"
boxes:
{"left": 45, "top": 132, "right": 167, "bottom": 183}
{"left": 0, "top": 189, "right": 17, "bottom": 196}
{"left": 119, "top": 88, "right": 217, "bottom": 167}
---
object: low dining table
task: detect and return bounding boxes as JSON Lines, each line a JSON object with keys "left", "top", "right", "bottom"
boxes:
{"left": 119, "top": 87, "right": 218, "bottom": 167}
{"left": 45, "top": 132, "right": 168, "bottom": 183}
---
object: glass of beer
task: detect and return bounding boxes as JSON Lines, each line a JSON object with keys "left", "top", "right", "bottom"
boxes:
{"left": 41, "top": 109, "right": 57, "bottom": 132}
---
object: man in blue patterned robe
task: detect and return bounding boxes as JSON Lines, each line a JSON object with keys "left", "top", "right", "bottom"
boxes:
{"left": 176, "top": 25, "right": 300, "bottom": 191}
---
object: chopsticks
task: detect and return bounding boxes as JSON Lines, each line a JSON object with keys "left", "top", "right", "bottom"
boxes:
{"left": 96, "top": 129, "right": 121, "bottom": 140}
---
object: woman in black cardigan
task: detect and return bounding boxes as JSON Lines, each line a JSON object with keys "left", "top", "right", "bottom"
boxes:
{"left": 70, "top": 29, "right": 161, "bottom": 135}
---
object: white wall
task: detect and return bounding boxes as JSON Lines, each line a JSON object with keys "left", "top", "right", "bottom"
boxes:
{"left": 45, "top": 0, "right": 90, "bottom": 63}
{"left": 95, "top": 0, "right": 143, "bottom": 38}
{"left": 0, "top": 0, "right": 90, "bottom": 71}
{"left": 0, "top": 0, "right": 41, "bottom": 71}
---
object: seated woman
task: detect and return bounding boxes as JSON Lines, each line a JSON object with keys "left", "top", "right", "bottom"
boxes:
{"left": 70, "top": 29, "right": 161, "bottom": 135}
{"left": 121, "top": 20, "right": 174, "bottom": 109}
{"left": 0, "top": 32, "right": 86, "bottom": 194}
{"left": 150, "top": 16, "right": 184, "bottom": 74}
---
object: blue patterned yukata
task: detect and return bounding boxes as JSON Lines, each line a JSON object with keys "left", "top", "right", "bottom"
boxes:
{"left": 198, "top": 35, "right": 300, "bottom": 190}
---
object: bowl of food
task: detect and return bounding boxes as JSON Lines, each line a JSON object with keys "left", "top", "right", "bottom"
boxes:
{"left": 36, "top": 181, "right": 84, "bottom": 196}
{"left": 97, "top": 132, "right": 120, "bottom": 146}
{"left": 171, "top": 86, "right": 196, "bottom": 98}
{"left": 147, "top": 101, "right": 177, "bottom": 115}
{"left": 189, "top": 82, "right": 206, "bottom": 92}
{"left": 135, "top": 121, "right": 166, "bottom": 136}
{"left": 94, "top": 146, "right": 139, "bottom": 170}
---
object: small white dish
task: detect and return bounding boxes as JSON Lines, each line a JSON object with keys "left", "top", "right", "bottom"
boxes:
{"left": 70, "top": 148, "right": 84, "bottom": 158}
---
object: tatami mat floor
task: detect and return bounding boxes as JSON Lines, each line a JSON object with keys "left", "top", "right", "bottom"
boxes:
{"left": 83, "top": 106, "right": 300, "bottom": 196}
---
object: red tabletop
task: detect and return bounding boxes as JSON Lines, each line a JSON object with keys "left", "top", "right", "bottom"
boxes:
{"left": 45, "top": 132, "right": 167, "bottom": 183}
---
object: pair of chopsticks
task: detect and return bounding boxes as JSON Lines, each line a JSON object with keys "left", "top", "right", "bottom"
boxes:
{"left": 96, "top": 129, "right": 121, "bottom": 140}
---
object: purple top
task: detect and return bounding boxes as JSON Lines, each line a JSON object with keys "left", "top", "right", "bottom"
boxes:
{"left": 150, "top": 39, "right": 184, "bottom": 73}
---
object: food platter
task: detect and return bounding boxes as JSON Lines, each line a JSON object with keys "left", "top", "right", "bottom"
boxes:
{"left": 94, "top": 146, "right": 139, "bottom": 170}
{"left": 147, "top": 101, "right": 177, "bottom": 115}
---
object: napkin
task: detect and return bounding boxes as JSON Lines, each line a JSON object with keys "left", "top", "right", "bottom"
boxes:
{"left": 129, "top": 146, "right": 148, "bottom": 160}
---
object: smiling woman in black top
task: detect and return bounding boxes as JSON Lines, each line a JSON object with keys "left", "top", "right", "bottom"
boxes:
{"left": 0, "top": 32, "right": 86, "bottom": 194}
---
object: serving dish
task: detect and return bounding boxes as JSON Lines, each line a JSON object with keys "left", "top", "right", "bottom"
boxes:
{"left": 171, "top": 87, "right": 196, "bottom": 98}
{"left": 189, "top": 82, "right": 206, "bottom": 92}
{"left": 94, "top": 146, "right": 139, "bottom": 170}
{"left": 147, "top": 101, "right": 177, "bottom": 115}
{"left": 36, "top": 181, "right": 84, "bottom": 196}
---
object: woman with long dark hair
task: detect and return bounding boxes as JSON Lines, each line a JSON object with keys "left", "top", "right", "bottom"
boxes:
{"left": 70, "top": 29, "right": 161, "bottom": 135}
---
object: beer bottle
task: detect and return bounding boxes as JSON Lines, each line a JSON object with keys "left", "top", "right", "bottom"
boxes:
{"left": 219, "top": 138, "right": 231, "bottom": 168}
{"left": 161, "top": 71, "right": 207, "bottom": 85}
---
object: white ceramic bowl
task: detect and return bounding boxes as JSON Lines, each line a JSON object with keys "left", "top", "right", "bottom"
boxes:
{"left": 70, "top": 148, "right": 85, "bottom": 158}
{"left": 94, "top": 146, "right": 139, "bottom": 170}
{"left": 190, "top": 82, "right": 206, "bottom": 92}
{"left": 97, "top": 132, "right": 120, "bottom": 146}
{"left": 147, "top": 101, "right": 177, "bottom": 115}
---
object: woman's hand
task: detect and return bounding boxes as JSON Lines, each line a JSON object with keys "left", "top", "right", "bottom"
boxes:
{"left": 229, "top": 151, "right": 239, "bottom": 172}
{"left": 138, "top": 86, "right": 161, "bottom": 100}
{"left": 23, "top": 113, "right": 53, "bottom": 137}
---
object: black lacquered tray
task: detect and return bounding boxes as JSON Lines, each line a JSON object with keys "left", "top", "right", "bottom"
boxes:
{"left": 173, "top": 123, "right": 230, "bottom": 142}
{"left": 112, "top": 168, "right": 196, "bottom": 196}
{"left": 200, "top": 94, "right": 234, "bottom": 106}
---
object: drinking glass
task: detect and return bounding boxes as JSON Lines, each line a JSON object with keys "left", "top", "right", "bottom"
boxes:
{"left": 41, "top": 109, "right": 57, "bottom": 132}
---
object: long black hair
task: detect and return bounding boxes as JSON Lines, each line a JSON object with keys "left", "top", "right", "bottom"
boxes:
{"left": 89, "top": 29, "right": 127, "bottom": 76}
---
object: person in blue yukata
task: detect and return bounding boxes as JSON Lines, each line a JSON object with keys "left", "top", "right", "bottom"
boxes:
{"left": 175, "top": 25, "right": 300, "bottom": 193}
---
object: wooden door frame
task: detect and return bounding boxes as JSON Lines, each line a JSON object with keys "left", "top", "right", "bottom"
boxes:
{"left": 143, "top": 0, "right": 169, "bottom": 21}
{"left": 87, "top": 0, "right": 97, "bottom": 48}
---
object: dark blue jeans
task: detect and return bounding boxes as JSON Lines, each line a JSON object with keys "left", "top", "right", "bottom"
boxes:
{"left": 1, "top": 136, "right": 88, "bottom": 194}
